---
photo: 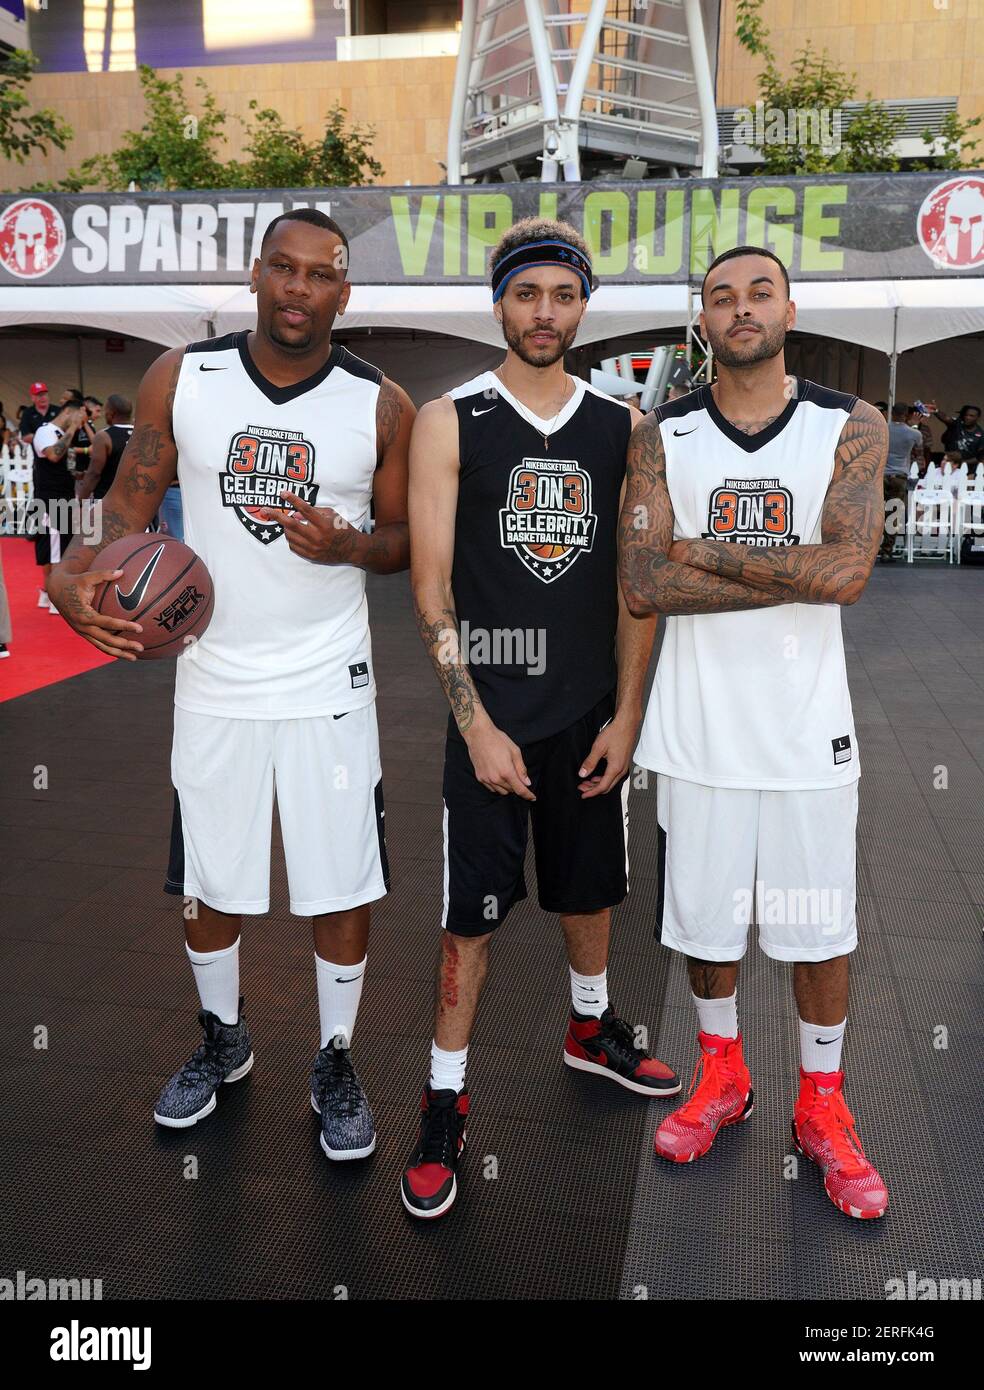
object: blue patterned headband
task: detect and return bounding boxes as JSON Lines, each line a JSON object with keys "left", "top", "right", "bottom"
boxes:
{"left": 491, "top": 239, "right": 593, "bottom": 303}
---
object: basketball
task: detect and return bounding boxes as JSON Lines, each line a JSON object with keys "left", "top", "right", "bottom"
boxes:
{"left": 527, "top": 543, "right": 566, "bottom": 559}
{"left": 93, "top": 534, "right": 214, "bottom": 660}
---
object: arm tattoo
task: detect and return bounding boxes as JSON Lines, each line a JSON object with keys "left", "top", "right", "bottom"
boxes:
{"left": 673, "top": 399, "right": 887, "bottom": 605}
{"left": 618, "top": 415, "right": 783, "bottom": 615}
{"left": 122, "top": 356, "right": 181, "bottom": 500}
{"left": 412, "top": 594, "right": 483, "bottom": 734}
{"left": 376, "top": 378, "right": 405, "bottom": 458}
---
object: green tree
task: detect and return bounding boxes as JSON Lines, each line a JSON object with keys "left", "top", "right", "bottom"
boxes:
{"left": 910, "top": 109, "right": 984, "bottom": 172}
{"left": 731, "top": 0, "right": 964, "bottom": 175}
{"left": 43, "top": 66, "right": 383, "bottom": 192}
{"left": 0, "top": 49, "right": 73, "bottom": 169}
{"left": 224, "top": 100, "right": 384, "bottom": 188}
{"left": 54, "top": 66, "right": 230, "bottom": 192}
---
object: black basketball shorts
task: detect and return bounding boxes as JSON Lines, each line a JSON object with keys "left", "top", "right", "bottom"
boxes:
{"left": 441, "top": 689, "right": 629, "bottom": 936}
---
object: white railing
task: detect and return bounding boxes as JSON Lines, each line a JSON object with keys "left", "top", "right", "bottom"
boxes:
{"left": 0, "top": 443, "right": 34, "bottom": 536}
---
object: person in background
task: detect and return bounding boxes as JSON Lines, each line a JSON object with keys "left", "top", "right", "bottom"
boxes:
{"left": 62, "top": 392, "right": 101, "bottom": 487}
{"left": 905, "top": 405, "right": 932, "bottom": 474}
{"left": 0, "top": 544, "right": 11, "bottom": 658}
{"left": 873, "top": 401, "right": 888, "bottom": 420}
{"left": 19, "top": 382, "right": 58, "bottom": 447}
{"left": 32, "top": 399, "right": 87, "bottom": 609}
{"left": 158, "top": 467, "right": 184, "bottom": 541}
{"left": 0, "top": 401, "right": 16, "bottom": 450}
{"left": 881, "top": 403, "right": 922, "bottom": 563}
{"left": 932, "top": 403, "right": 984, "bottom": 472}
{"left": 76, "top": 394, "right": 132, "bottom": 504}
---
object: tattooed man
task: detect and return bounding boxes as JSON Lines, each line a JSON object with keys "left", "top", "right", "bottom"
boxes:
{"left": 619, "top": 245, "right": 890, "bottom": 1220}
{"left": 402, "top": 218, "right": 680, "bottom": 1220}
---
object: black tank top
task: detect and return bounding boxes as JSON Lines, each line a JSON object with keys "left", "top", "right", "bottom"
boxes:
{"left": 448, "top": 373, "right": 631, "bottom": 745}
{"left": 94, "top": 423, "right": 133, "bottom": 498}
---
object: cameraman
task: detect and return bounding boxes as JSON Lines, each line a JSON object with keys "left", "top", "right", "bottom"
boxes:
{"left": 32, "top": 397, "right": 87, "bottom": 610}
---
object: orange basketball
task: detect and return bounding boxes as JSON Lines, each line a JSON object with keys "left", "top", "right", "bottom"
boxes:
{"left": 526, "top": 543, "right": 566, "bottom": 559}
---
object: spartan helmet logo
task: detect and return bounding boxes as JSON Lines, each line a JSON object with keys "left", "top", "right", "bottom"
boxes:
{"left": 0, "top": 197, "right": 66, "bottom": 279}
{"left": 917, "top": 177, "right": 984, "bottom": 269}
{"left": 13, "top": 205, "right": 49, "bottom": 272}
{"left": 944, "top": 183, "right": 984, "bottom": 262}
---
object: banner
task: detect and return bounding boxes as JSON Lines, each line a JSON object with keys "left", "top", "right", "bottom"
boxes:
{"left": 2, "top": 173, "right": 983, "bottom": 287}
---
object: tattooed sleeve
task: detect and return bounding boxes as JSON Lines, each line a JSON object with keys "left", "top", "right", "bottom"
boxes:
{"left": 669, "top": 398, "right": 888, "bottom": 605}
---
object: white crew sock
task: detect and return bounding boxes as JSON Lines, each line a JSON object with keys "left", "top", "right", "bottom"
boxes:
{"left": 570, "top": 966, "right": 609, "bottom": 1019}
{"left": 430, "top": 1041, "right": 468, "bottom": 1095}
{"left": 692, "top": 991, "right": 738, "bottom": 1040}
{"left": 800, "top": 1016, "right": 846, "bottom": 1074}
{"left": 315, "top": 953, "right": 367, "bottom": 1049}
{"left": 186, "top": 936, "right": 240, "bottom": 1026}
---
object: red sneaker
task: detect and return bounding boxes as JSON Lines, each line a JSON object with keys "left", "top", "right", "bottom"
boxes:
{"left": 564, "top": 1007, "right": 680, "bottom": 1097}
{"left": 792, "top": 1069, "right": 888, "bottom": 1220}
{"left": 654, "top": 1032, "right": 754, "bottom": 1163}
{"left": 400, "top": 1085, "right": 468, "bottom": 1220}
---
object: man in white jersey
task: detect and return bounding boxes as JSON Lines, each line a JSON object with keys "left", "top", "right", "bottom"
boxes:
{"left": 619, "top": 246, "right": 891, "bottom": 1220}
{"left": 48, "top": 210, "right": 413, "bottom": 1161}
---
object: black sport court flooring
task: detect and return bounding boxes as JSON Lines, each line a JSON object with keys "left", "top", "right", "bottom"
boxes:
{"left": 1, "top": 562, "right": 982, "bottom": 1302}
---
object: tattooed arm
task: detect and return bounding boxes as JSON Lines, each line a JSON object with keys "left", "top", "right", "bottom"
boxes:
{"left": 618, "top": 413, "right": 789, "bottom": 616}
{"left": 46, "top": 347, "right": 183, "bottom": 659}
{"left": 668, "top": 398, "right": 887, "bottom": 605}
{"left": 409, "top": 396, "right": 534, "bottom": 800}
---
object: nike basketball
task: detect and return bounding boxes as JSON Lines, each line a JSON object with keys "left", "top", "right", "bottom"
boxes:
{"left": 94, "top": 535, "right": 214, "bottom": 660}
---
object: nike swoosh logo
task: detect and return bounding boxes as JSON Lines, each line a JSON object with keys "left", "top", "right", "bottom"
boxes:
{"left": 333, "top": 712, "right": 349, "bottom": 720}
{"left": 334, "top": 975, "right": 361, "bottom": 984}
{"left": 199, "top": 365, "right": 227, "bottom": 372}
{"left": 815, "top": 1038, "right": 838, "bottom": 1045}
{"left": 673, "top": 426, "right": 698, "bottom": 436}
{"left": 115, "top": 544, "right": 166, "bottom": 611}
{"left": 472, "top": 405, "right": 496, "bottom": 416}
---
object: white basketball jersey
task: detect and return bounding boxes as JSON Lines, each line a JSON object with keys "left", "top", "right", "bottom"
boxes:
{"left": 171, "top": 330, "right": 380, "bottom": 719}
{"left": 635, "top": 377, "right": 860, "bottom": 790}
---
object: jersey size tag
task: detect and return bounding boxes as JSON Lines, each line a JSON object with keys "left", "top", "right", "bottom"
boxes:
{"left": 832, "top": 735, "right": 852, "bottom": 765}
{"left": 349, "top": 662, "right": 369, "bottom": 689}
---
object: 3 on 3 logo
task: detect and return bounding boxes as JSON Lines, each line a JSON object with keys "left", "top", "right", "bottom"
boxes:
{"left": 498, "top": 456, "right": 597, "bottom": 582}
{"left": 702, "top": 477, "right": 799, "bottom": 546}
{"left": 0, "top": 198, "right": 66, "bottom": 279}
{"left": 221, "top": 423, "right": 319, "bottom": 544}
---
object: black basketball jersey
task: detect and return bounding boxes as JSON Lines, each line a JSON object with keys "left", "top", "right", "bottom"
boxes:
{"left": 94, "top": 423, "right": 133, "bottom": 498}
{"left": 447, "top": 371, "right": 632, "bottom": 745}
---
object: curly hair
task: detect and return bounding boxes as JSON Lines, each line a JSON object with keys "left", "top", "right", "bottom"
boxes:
{"left": 488, "top": 217, "right": 594, "bottom": 293}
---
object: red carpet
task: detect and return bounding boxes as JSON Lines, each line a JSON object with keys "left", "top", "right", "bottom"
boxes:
{"left": 0, "top": 535, "right": 114, "bottom": 701}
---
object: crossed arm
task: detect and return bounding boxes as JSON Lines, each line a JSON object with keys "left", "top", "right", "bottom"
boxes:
{"left": 618, "top": 398, "right": 887, "bottom": 616}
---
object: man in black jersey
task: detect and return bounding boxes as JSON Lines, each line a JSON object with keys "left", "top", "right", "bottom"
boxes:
{"left": 76, "top": 394, "right": 133, "bottom": 502}
{"left": 402, "top": 217, "right": 680, "bottom": 1219}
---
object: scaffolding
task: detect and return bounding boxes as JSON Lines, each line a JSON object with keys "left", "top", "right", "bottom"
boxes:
{"left": 447, "top": 0, "right": 721, "bottom": 183}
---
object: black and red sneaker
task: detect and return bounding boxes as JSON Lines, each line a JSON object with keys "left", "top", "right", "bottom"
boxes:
{"left": 564, "top": 1006, "right": 681, "bottom": 1097}
{"left": 400, "top": 1084, "right": 469, "bottom": 1220}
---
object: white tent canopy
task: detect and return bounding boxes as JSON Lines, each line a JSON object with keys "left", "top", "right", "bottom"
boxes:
{"left": 779, "top": 278, "right": 984, "bottom": 355}
{"left": 210, "top": 282, "right": 692, "bottom": 346}
{"left": 0, "top": 284, "right": 233, "bottom": 348}
{"left": 1, "top": 277, "right": 983, "bottom": 357}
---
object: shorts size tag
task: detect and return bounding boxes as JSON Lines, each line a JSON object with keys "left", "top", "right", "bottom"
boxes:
{"left": 349, "top": 661, "right": 369, "bottom": 690}
{"left": 832, "top": 735, "right": 852, "bottom": 766}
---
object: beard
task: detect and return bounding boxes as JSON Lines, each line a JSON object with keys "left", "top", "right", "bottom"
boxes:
{"left": 708, "top": 319, "right": 786, "bottom": 369}
{"left": 500, "top": 311, "right": 579, "bottom": 366}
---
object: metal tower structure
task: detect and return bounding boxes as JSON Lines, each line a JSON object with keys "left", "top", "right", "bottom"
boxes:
{"left": 447, "top": 0, "right": 721, "bottom": 184}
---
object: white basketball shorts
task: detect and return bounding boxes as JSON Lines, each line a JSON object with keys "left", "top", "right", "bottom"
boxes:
{"left": 654, "top": 774, "right": 858, "bottom": 962}
{"left": 165, "top": 704, "right": 389, "bottom": 916}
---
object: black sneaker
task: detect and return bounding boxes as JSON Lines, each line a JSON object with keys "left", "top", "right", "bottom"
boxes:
{"left": 400, "top": 1085, "right": 468, "bottom": 1219}
{"left": 0, "top": 644, "right": 9, "bottom": 658}
{"left": 310, "top": 1041, "right": 376, "bottom": 1160}
{"left": 154, "top": 996, "right": 253, "bottom": 1127}
{"left": 564, "top": 1005, "right": 681, "bottom": 1097}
